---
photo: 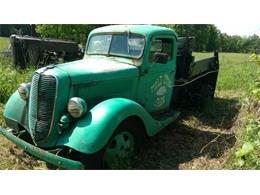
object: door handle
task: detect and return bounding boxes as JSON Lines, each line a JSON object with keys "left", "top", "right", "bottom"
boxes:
{"left": 140, "top": 69, "right": 149, "bottom": 76}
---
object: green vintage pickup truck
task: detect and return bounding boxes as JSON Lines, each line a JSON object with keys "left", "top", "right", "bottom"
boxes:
{"left": 0, "top": 25, "right": 219, "bottom": 169}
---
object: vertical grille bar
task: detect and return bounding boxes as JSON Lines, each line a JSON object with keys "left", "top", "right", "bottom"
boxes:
{"left": 29, "top": 73, "right": 57, "bottom": 142}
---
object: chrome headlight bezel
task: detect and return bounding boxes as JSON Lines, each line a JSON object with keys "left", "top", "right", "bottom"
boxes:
{"left": 67, "top": 97, "right": 87, "bottom": 118}
{"left": 18, "top": 83, "right": 31, "bottom": 100}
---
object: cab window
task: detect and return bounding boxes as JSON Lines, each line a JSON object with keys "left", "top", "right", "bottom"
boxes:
{"left": 149, "top": 38, "right": 173, "bottom": 64}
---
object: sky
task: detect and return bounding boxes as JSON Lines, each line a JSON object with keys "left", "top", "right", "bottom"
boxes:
{"left": 215, "top": 24, "right": 260, "bottom": 37}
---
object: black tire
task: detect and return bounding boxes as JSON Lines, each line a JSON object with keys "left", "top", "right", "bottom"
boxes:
{"left": 80, "top": 118, "right": 145, "bottom": 170}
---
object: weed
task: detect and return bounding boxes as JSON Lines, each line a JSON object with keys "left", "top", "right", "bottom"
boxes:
{"left": 0, "top": 57, "right": 35, "bottom": 103}
{"left": 233, "top": 118, "right": 260, "bottom": 169}
{"left": 0, "top": 37, "right": 10, "bottom": 51}
{"left": 249, "top": 53, "right": 260, "bottom": 65}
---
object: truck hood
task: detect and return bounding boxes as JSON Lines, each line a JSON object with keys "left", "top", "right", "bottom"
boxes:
{"left": 56, "top": 58, "right": 139, "bottom": 85}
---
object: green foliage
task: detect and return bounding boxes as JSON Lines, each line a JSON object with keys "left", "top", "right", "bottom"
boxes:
{"left": 234, "top": 119, "right": 260, "bottom": 169}
{"left": 206, "top": 25, "right": 220, "bottom": 51}
{"left": 235, "top": 142, "right": 254, "bottom": 158}
{"left": 219, "top": 33, "right": 260, "bottom": 53}
{"left": 163, "top": 24, "right": 260, "bottom": 53}
{"left": 247, "top": 80, "right": 260, "bottom": 101}
{"left": 0, "top": 37, "right": 10, "bottom": 51}
{"left": 229, "top": 59, "right": 260, "bottom": 169}
{"left": 0, "top": 56, "right": 35, "bottom": 103}
{"left": 174, "top": 24, "right": 221, "bottom": 51}
{"left": 249, "top": 53, "right": 260, "bottom": 65}
{"left": 35, "top": 24, "right": 105, "bottom": 45}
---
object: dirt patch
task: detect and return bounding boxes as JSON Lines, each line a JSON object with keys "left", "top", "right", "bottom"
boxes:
{"left": 0, "top": 136, "right": 48, "bottom": 170}
{"left": 130, "top": 96, "right": 240, "bottom": 170}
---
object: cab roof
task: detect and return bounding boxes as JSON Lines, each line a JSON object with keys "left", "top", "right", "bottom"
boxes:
{"left": 89, "top": 25, "right": 177, "bottom": 38}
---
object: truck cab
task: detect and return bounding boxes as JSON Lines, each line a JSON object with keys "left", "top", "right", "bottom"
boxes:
{"left": 85, "top": 25, "right": 178, "bottom": 113}
{"left": 1, "top": 25, "right": 219, "bottom": 169}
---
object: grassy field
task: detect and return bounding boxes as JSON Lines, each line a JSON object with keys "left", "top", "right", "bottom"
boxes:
{"left": 0, "top": 48, "right": 259, "bottom": 169}
{"left": 0, "top": 37, "right": 9, "bottom": 51}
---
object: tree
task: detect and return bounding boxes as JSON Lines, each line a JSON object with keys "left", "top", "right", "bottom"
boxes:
{"left": 35, "top": 24, "right": 106, "bottom": 46}
{"left": 171, "top": 24, "right": 218, "bottom": 51}
{"left": 160, "top": 24, "right": 260, "bottom": 53}
{"left": 206, "top": 25, "right": 221, "bottom": 51}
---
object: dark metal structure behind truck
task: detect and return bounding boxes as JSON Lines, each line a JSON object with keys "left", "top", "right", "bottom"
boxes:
{"left": 10, "top": 35, "right": 83, "bottom": 69}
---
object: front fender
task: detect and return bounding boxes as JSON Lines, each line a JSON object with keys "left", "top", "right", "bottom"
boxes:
{"left": 3, "top": 91, "right": 28, "bottom": 130}
{"left": 57, "top": 98, "right": 176, "bottom": 154}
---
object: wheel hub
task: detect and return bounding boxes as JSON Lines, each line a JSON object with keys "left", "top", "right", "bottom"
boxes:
{"left": 104, "top": 131, "right": 135, "bottom": 168}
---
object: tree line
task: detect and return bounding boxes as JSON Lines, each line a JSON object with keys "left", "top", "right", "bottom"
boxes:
{"left": 1, "top": 24, "right": 259, "bottom": 53}
{"left": 35, "top": 24, "right": 260, "bottom": 53}
{"left": 163, "top": 24, "right": 260, "bottom": 53}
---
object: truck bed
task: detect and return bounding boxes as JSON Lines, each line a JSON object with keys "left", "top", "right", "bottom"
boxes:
{"left": 172, "top": 37, "right": 219, "bottom": 106}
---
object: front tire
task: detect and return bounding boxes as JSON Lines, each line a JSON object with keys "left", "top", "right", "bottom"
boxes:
{"left": 81, "top": 119, "right": 144, "bottom": 169}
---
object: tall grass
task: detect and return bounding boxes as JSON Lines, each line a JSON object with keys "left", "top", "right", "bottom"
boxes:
{"left": 0, "top": 57, "right": 35, "bottom": 103}
{"left": 194, "top": 52, "right": 259, "bottom": 96}
{"left": 0, "top": 37, "right": 34, "bottom": 103}
{"left": 0, "top": 37, "right": 10, "bottom": 51}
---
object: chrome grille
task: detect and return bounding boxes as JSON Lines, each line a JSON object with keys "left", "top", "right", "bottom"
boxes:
{"left": 29, "top": 73, "right": 57, "bottom": 142}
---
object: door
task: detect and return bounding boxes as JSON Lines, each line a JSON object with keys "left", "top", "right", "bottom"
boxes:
{"left": 137, "top": 36, "right": 176, "bottom": 113}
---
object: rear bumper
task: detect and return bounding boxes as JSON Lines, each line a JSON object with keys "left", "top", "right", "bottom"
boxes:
{"left": 0, "top": 127, "right": 85, "bottom": 170}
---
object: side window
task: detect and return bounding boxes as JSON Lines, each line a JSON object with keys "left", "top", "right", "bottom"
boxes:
{"left": 149, "top": 38, "right": 173, "bottom": 64}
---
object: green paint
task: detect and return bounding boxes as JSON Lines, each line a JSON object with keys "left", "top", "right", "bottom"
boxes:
{"left": 3, "top": 91, "right": 28, "bottom": 130}
{"left": 56, "top": 98, "right": 180, "bottom": 154}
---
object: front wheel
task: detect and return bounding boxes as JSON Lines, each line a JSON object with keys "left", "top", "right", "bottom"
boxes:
{"left": 103, "top": 119, "right": 144, "bottom": 169}
{"left": 81, "top": 119, "right": 144, "bottom": 169}
{"left": 103, "top": 130, "right": 135, "bottom": 169}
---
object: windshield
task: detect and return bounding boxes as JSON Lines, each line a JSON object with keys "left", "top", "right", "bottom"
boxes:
{"left": 87, "top": 34, "right": 145, "bottom": 59}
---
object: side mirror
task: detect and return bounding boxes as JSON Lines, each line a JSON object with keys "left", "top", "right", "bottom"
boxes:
{"left": 80, "top": 47, "right": 85, "bottom": 53}
{"left": 152, "top": 52, "right": 169, "bottom": 64}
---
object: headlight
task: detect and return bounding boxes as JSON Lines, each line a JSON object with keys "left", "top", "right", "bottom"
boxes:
{"left": 18, "top": 83, "right": 31, "bottom": 100}
{"left": 67, "top": 97, "right": 87, "bottom": 118}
